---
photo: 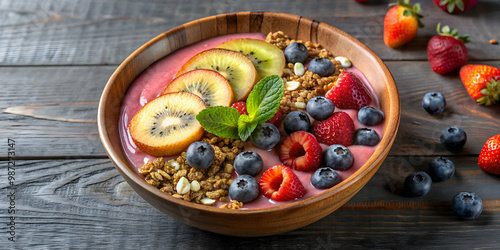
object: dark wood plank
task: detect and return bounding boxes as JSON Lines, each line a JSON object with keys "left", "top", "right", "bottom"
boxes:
{"left": 1, "top": 157, "right": 498, "bottom": 248}
{"left": 1, "top": 60, "right": 499, "bottom": 158}
{"left": 1, "top": 0, "right": 499, "bottom": 66}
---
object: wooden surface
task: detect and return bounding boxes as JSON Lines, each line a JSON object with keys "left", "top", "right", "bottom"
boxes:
{"left": 1, "top": 0, "right": 499, "bottom": 248}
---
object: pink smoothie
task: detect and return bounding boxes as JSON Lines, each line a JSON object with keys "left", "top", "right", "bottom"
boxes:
{"left": 118, "top": 33, "right": 384, "bottom": 210}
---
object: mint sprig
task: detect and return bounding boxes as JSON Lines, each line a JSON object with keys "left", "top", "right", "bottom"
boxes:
{"left": 196, "top": 75, "right": 284, "bottom": 141}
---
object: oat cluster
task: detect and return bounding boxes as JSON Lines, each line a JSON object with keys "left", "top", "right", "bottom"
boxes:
{"left": 139, "top": 132, "right": 244, "bottom": 208}
{"left": 266, "top": 31, "right": 344, "bottom": 114}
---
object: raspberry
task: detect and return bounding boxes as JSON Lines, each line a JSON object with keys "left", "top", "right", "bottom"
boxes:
{"left": 278, "top": 131, "right": 322, "bottom": 172}
{"left": 231, "top": 102, "right": 248, "bottom": 115}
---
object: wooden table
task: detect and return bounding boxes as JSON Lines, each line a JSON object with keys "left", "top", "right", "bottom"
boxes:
{"left": 1, "top": 0, "right": 499, "bottom": 248}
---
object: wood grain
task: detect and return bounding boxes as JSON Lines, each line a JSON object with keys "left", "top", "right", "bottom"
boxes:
{"left": 1, "top": 157, "right": 498, "bottom": 248}
{"left": 1, "top": 0, "right": 499, "bottom": 66}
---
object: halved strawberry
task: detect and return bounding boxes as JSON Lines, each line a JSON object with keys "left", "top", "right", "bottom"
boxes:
{"left": 259, "top": 164, "right": 306, "bottom": 201}
{"left": 231, "top": 102, "right": 283, "bottom": 127}
{"left": 325, "top": 71, "right": 371, "bottom": 110}
{"left": 278, "top": 131, "right": 322, "bottom": 171}
{"left": 312, "top": 111, "right": 355, "bottom": 146}
{"left": 479, "top": 134, "right": 500, "bottom": 175}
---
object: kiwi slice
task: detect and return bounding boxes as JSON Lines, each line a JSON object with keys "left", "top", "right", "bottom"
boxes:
{"left": 217, "top": 39, "right": 285, "bottom": 79}
{"left": 162, "top": 69, "right": 233, "bottom": 107}
{"left": 177, "top": 48, "right": 257, "bottom": 102}
{"left": 129, "top": 92, "right": 206, "bottom": 156}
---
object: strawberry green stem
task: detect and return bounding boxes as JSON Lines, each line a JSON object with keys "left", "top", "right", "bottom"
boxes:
{"left": 436, "top": 23, "right": 470, "bottom": 43}
{"left": 477, "top": 78, "right": 500, "bottom": 106}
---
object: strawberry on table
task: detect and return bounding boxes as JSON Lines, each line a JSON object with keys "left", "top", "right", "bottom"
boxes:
{"left": 433, "top": 0, "right": 478, "bottom": 14}
{"left": 427, "top": 23, "right": 469, "bottom": 74}
{"left": 383, "top": 0, "right": 424, "bottom": 48}
{"left": 479, "top": 134, "right": 500, "bottom": 175}
{"left": 459, "top": 64, "right": 500, "bottom": 106}
{"left": 325, "top": 71, "right": 371, "bottom": 110}
{"left": 259, "top": 164, "right": 306, "bottom": 201}
{"left": 312, "top": 111, "right": 355, "bottom": 146}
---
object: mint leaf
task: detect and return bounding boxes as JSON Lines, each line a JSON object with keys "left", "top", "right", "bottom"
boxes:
{"left": 245, "top": 75, "right": 284, "bottom": 124}
{"left": 196, "top": 106, "right": 240, "bottom": 139}
{"left": 238, "top": 114, "right": 258, "bottom": 141}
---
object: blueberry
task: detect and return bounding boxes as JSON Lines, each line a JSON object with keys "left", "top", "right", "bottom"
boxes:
{"left": 250, "top": 123, "right": 280, "bottom": 149}
{"left": 353, "top": 128, "right": 380, "bottom": 146}
{"left": 403, "top": 171, "right": 432, "bottom": 197}
{"left": 422, "top": 92, "right": 446, "bottom": 115}
{"left": 284, "top": 42, "right": 309, "bottom": 64}
{"left": 357, "top": 106, "right": 384, "bottom": 126}
{"left": 234, "top": 151, "right": 263, "bottom": 176}
{"left": 311, "top": 167, "right": 341, "bottom": 189}
{"left": 283, "top": 111, "right": 311, "bottom": 134}
{"left": 428, "top": 156, "right": 455, "bottom": 182}
{"left": 229, "top": 175, "right": 260, "bottom": 203}
{"left": 186, "top": 141, "right": 214, "bottom": 169}
{"left": 440, "top": 127, "right": 467, "bottom": 153}
{"left": 323, "top": 145, "right": 354, "bottom": 171}
{"left": 452, "top": 192, "right": 483, "bottom": 220}
{"left": 308, "top": 58, "right": 335, "bottom": 77}
{"left": 306, "top": 96, "right": 335, "bottom": 121}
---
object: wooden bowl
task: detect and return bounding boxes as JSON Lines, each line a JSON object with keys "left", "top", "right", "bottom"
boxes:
{"left": 98, "top": 11, "right": 400, "bottom": 236}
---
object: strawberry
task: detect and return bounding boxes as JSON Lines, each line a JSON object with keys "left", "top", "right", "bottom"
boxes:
{"left": 478, "top": 134, "right": 500, "bottom": 175}
{"left": 312, "top": 111, "right": 355, "bottom": 146}
{"left": 459, "top": 64, "right": 500, "bottom": 106}
{"left": 259, "top": 164, "right": 306, "bottom": 201}
{"left": 231, "top": 102, "right": 283, "bottom": 127}
{"left": 278, "top": 131, "right": 322, "bottom": 171}
{"left": 231, "top": 102, "right": 248, "bottom": 115}
{"left": 433, "top": 0, "right": 477, "bottom": 14}
{"left": 383, "top": 0, "right": 424, "bottom": 48}
{"left": 325, "top": 71, "right": 372, "bottom": 110}
{"left": 427, "top": 23, "right": 470, "bottom": 74}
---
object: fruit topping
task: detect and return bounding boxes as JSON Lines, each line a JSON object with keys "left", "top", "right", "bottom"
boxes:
{"left": 478, "top": 134, "right": 500, "bottom": 175}
{"left": 279, "top": 131, "right": 322, "bottom": 172}
{"left": 311, "top": 167, "right": 342, "bottom": 189}
{"left": 422, "top": 92, "right": 446, "bottom": 115}
{"left": 307, "top": 58, "right": 336, "bottom": 77}
{"left": 186, "top": 141, "right": 215, "bottom": 169}
{"left": 177, "top": 48, "right": 258, "bottom": 102}
{"left": 384, "top": 0, "right": 424, "bottom": 48}
{"left": 323, "top": 145, "right": 354, "bottom": 171}
{"left": 234, "top": 151, "right": 263, "bottom": 176}
{"left": 306, "top": 96, "right": 335, "bottom": 121}
{"left": 250, "top": 123, "right": 281, "bottom": 150}
{"left": 433, "top": 0, "right": 477, "bottom": 14}
{"left": 440, "top": 126, "right": 467, "bottom": 153}
{"left": 452, "top": 192, "right": 483, "bottom": 220}
{"left": 259, "top": 164, "right": 306, "bottom": 201}
{"left": 284, "top": 42, "right": 309, "bottom": 64}
{"left": 162, "top": 69, "right": 233, "bottom": 107}
{"left": 353, "top": 128, "right": 380, "bottom": 146}
{"left": 217, "top": 38, "right": 286, "bottom": 80}
{"left": 428, "top": 156, "right": 455, "bottom": 182}
{"left": 357, "top": 106, "right": 384, "bottom": 126}
{"left": 283, "top": 111, "right": 311, "bottom": 135}
{"left": 312, "top": 111, "right": 355, "bottom": 146}
{"left": 325, "top": 71, "right": 372, "bottom": 110}
{"left": 404, "top": 171, "right": 432, "bottom": 197}
{"left": 459, "top": 64, "right": 500, "bottom": 106}
{"left": 229, "top": 175, "right": 260, "bottom": 203}
{"left": 129, "top": 92, "right": 206, "bottom": 156}
{"left": 231, "top": 101, "right": 249, "bottom": 115}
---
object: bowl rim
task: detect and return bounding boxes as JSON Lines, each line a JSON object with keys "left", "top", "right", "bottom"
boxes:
{"left": 98, "top": 11, "right": 400, "bottom": 215}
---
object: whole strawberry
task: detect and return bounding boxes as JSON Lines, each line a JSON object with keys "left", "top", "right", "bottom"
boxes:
{"left": 433, "top": 0, "right": 478, "bottom": 14}
{"left": 325, "top": 71, "right": 371, "bottom": 110}
{"left": 459, "top": 64, "right": 500, "bottom": 106}
{"left": 479, "top": 134, "right": 500, "bottom": 175}
{"left": 384, "top": 0, "right": 424, "bottom": 48}
{"left": 427, "top": 23, "right": 470, "bottom": 74}
{"left": 312, "top": 111, "right": 355, "bottom": 146}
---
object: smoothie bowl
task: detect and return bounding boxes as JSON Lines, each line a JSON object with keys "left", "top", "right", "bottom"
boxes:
{"left": 98, "top": 12, "right": 400, "bottom": 236}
